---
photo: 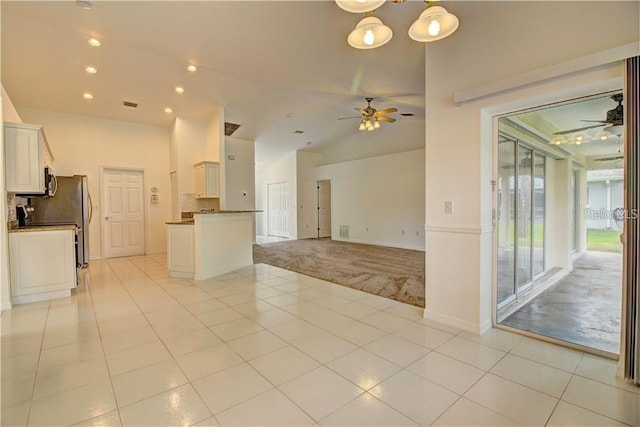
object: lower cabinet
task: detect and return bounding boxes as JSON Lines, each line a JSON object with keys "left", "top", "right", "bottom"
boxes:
{"left": 9, "top": 229, "right": 77, "bottom": 304}
{"left": 167, "top": 224, "right": 195, "bottom": 278}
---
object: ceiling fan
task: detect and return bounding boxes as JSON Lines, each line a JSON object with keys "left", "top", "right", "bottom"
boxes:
{"left": 594, "top": 155, "right": 624, "bottom": 162}
{"left": 552, "top": 94, "right": 624, "bottom": 136}
{"left": 338, "top": 97, "right": 398, "bottom": 131}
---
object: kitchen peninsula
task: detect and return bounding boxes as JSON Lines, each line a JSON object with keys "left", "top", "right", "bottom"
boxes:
{"left": 166, "top": 210, "right": 260, "bottom": 281}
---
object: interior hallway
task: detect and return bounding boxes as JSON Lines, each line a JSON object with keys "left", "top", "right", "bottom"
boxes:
{"left": 501, "top": 251, "right": 622, "bottom": 354}
{"left": 1, "top": 256, "right": 638, "bottom": 426}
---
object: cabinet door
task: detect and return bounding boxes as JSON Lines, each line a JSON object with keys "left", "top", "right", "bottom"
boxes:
{"left": 194, "top": 165, "right": 206, "bottom": 198}
{"left": 9, "top": 230, "right": 76, "bottom": 296}
{"left": 205, "top": 163, "right": 220, "bottom": 198}
{"left": 167, "top": 225, "right": 194, "bottom": 275}
{"left": 5, "top": 126, "right": 44, "bottom": 193}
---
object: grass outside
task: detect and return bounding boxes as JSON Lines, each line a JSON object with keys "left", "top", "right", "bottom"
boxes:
{"left": 587, "top": 229, "right": 623, "bottom": 253}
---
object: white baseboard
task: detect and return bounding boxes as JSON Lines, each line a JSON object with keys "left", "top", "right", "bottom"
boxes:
{"left": 333, "top": 237, "right": 425, "bottom": 252}
{"left": 423, "top": 309, "right": 488, "bottom": 334}
{"left": 1, "top": 301, "right": 13, "bottom": 311}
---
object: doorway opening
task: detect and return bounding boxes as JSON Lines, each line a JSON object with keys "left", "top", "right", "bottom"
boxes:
{"left": 101, "top": 167, "right": 145, "bottom": 258}
{"left": 495, "top": 91, "right": 624, "bottom": 355}
{"left": 316, "top": 180, "right": 331, "bottom": 238}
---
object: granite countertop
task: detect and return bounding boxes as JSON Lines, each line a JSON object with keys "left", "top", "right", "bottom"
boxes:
{"left": 165, "top": 220, "right": 194, "bottom": 225}
{"left": 9, "top": 224, "right": 77, "bottom": 233}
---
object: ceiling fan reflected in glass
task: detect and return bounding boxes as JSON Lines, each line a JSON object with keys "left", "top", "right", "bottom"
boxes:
{"left": 338, "top": 97, "right": 398, "bottom": 131}
{"left": 337, "top": 0, "right": 459, "bottom": 49}
{"left": 552, "top": 94, "right": 624, "bottom": 143}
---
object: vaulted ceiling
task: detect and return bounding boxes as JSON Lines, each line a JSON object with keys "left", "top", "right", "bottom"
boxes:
{"left": 1, "top": 1, "right": 626, "bottom": 168}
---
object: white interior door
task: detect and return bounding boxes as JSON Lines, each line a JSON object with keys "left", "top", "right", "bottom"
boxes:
{"left": 317, "top": 180, "right": 331, "bottom": 238}
{"left": 103, "top": 169, "right": 145, "bottom": 258}
{"left": 267, "top": 182, "right": 290, "bottom": 238}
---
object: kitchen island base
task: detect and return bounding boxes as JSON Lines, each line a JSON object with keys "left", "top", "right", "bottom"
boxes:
{"left": 167, "top": 211, "right": 256, "bottom": 281}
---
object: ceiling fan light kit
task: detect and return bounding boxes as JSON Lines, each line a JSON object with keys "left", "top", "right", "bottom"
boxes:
{"left": 341, "top": 97, "right": 398, "bottom": 132}
{"left": 337, "top": 0, "right": 459, "bottom": 49}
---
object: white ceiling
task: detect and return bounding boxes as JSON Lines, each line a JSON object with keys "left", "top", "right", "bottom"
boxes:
{"left": 1, "top": 0, "right": 429, "bottom": 166}
{"left": 1, "top": 1, "right": 624, "bottom": 168}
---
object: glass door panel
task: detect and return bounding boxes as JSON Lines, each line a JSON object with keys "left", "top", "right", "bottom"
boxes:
{"left": 533, "top": 154, "right": 545, "bottom": 276}
{"left": 497, "top": 139, "right": 516, "bottom": 306}
{"left": 516, "top": 145, "right": 533, "bottom": 291}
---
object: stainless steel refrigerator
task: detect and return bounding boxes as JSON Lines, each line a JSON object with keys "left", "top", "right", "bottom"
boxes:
{"left": 29, "top": 175, "right": 92, "bottom": 268}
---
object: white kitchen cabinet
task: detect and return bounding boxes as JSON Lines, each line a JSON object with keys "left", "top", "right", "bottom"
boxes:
{"left": 4, "top": 122, "right": 55, "bottom": 194}
{"left": 9, "top": 229, "right": 76, "bottom": 304}
{"left": 167, "top": 224, "right": 195, "bottom": 278}
{"left": 194, "top": 161, "right": 220, "bottom": 198}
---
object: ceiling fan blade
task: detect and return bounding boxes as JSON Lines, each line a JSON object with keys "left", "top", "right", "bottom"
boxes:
{"left": 355, "top": 108, "right": 367, "bottom": 115}
{"left": 377, "top": 116, "right": 396, "bottom": 123}
{"left": 580, "top": 120, "right": 610, "bottom": 123}
{"left": 376, "top": 107, "right": 398, "bottom": 115}
{"left": 552, "top": 124, "right": 606, "bottom": 135}
{"left": 337, "top": 116, "right": 362, "bottom": 120}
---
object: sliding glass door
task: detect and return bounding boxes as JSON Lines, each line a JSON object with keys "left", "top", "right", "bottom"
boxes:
{"left": 497, "top": 138, "right": 546, "bottom": 309}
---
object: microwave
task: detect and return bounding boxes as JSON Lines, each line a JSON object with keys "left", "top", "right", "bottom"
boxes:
{"left": 16, "top": 166, "right": 58, "bottom": 197}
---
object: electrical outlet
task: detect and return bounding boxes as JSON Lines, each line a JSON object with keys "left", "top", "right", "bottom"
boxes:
{"left": 444, "top": 200, "right": 453, "bottom": 214}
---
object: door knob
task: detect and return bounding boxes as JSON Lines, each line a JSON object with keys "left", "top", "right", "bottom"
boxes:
{"left": 105, "top": 216, "right": 112, "bottom": 220}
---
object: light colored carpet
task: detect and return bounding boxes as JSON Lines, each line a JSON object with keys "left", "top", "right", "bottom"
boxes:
{"left": 253, "top": 238, "right": 425, "bottom": 307}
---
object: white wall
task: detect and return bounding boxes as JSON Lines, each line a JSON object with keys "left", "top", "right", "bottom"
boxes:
{"left": 171, "top": 116, "right": 208, "bottom": 198}
{"left": 315, "top": 149, "right": 425, "bottom": 250}
{"left": 224, "top": 137, "right": 255, "bottom": 210}
{"left": 255, "top": 151, "right": 297, "bottom": 238}
{"left": 423, "top": 1, "right": 638, "bottom": 333}
{"left": 297, "top": 151, "right": 322, "bottom": 239}
{"left": 17, "top": 107, "right": 171, "bottom": 257}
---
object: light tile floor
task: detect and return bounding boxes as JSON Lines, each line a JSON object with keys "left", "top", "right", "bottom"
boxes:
{"left": 1, "top": 255, "right": 638, "bottom": 426}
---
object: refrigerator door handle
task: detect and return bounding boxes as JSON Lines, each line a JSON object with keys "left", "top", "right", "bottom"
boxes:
{"left": 88, "top": 192, "right": 93, "bottom": 224}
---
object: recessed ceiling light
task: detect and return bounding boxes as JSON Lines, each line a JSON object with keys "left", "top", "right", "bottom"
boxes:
{"left": 175, "top": 86, "right": 185, "bottom": 94}
{"left": 164, "top": 107, "right": 173, "bottom": 114}
{"left": 82, "top": 92, "right": 94, "bottom": 100}
{"left": 85, "top": 66, "right": 97, "bottom": 74}
{"left": 186, "top": 64, "right": 198, "bottom": 73}
{"left": 88, "top": 38, "right": 101, "bottom": 47}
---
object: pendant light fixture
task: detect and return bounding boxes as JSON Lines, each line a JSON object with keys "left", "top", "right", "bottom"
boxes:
{"left": 335, "top": 0, "right": 386, "bottom": 14}
{"left": 408, "top": 4, "right": 459, "bottom": 42}
{"left": 336, "top": 0, "right": 459, "bottom": 49}
{"left": 348, "top": 14, "right": 393, "bottom": 49}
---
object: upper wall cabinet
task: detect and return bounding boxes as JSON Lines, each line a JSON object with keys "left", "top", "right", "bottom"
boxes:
{"left": 4, "top": 122, "right": 54, "bottom": 194}
{"left": 194, "top": 161, "right": 220, "bottom": 198}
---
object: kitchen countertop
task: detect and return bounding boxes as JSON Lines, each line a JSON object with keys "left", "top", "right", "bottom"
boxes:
{"left": 166, "top": 210, "right": 262, "bottom": 225}
{"left": 194, "top": 210, "right": 262, "bottom": 215}
{"left": 9, "top": 224, "right": 77, "bottom": 233}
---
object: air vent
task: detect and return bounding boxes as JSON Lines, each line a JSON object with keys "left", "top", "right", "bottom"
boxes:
{"left": 400, "top": 113, "right": 415, "bottom": 117}
{"left": 294, "top": 130, "right": 304, "bottom": 134}
{"left": 123, "top": 101, "right": 138, "bottom": 108}
{"left": 224, "top": 122, "right": 241, "bottom": 136}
